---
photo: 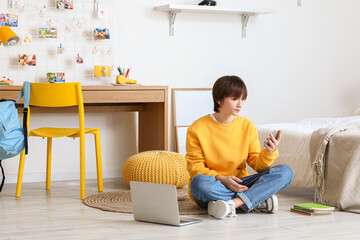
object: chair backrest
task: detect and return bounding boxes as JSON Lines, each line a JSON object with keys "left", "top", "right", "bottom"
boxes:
{"left": 29, "top": 82, "right": 83, "bottom": 107}
{"left": 27, "top": 82, "right": 85, "bottom": 130}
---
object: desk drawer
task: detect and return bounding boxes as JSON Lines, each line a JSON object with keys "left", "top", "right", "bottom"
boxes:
{"left": 83, "top": 90, "right": 165, "bottom": 103}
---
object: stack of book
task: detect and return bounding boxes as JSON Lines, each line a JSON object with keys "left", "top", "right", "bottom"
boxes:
{"left": 290, "top": 203, "right": 335, "bottom": 216}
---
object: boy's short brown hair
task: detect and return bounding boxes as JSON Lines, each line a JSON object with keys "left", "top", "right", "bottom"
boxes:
{"left": 212, "top": 76, "right": 247, "bottom": 113}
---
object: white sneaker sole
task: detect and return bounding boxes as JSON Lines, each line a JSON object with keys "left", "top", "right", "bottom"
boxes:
{"left": 208, "top": 200, "right": 229, "bottom": 219}
{"left": 268, "top": 195, "right": 278, "bottom": 213}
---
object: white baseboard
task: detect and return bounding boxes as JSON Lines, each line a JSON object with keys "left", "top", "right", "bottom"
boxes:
{"left": 4, "top": 170, "right": 122, "bottom": 184}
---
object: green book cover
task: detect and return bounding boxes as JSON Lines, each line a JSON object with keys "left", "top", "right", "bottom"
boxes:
{"left": 293, "top": 203, "right": 335, "bottom": 211}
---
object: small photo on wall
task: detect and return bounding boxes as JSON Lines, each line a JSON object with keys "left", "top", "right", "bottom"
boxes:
{"left": 55, "top": 73, "right": 65, "bottom": 82}
{"left": 0, "top": 13, "right": 19, "bottom": 27}
{"left": 0, "top": 14, "right": 4, "bottom": 26}
{"left": 56, "top": 0, "right": 73, "bottom": 10}
{"left": 76, "top": 54, "right": 83, "bottom": 64}
{"left": 47, "top": 72, "right": 65, "bottom": 83}
{"left": 39, "top": 26, "right": 57, "bottom": 38}
{"left": 94, "top": 28, "right": 110, "bottom": 40}
{"left": 18, "top": 54, "right": 36, "bottom": 66}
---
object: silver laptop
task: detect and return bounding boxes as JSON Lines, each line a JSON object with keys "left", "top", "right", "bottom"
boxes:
{"left": 130, "top": 181, "right": 202, "bottom": 227}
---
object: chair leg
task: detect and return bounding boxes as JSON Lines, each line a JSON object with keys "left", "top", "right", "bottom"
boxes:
{"left": 94, "top": 130, "right": 103, "bottom": 192}
{"left": 15, "top": 151, "right": 26, "bottom": 197}
{"left": 80, "top": 135, "right": 86, "bottom": 200}
{"left": 46, "top": 137, "right": 52, "bottom": 190}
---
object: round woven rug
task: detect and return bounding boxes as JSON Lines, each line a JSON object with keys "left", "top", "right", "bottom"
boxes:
{"left": 82, "top": 188, "right": 207, "bottom": 215}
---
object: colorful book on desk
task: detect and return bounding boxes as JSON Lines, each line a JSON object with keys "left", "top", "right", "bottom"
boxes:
{"left": 290, "top": 203, "right": 334, "bottom": 216}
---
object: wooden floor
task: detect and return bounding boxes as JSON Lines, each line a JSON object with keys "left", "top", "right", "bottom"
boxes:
{"left": 0, "top": 179, "right": 359, "bottom": 240}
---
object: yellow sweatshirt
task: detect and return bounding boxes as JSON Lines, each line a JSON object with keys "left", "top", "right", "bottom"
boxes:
{"left": 186, "top": 115, "right": 278, "bottom": 202}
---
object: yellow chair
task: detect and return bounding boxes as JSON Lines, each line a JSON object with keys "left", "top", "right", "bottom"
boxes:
{"left": 15, "top": 82, "right": 103, "bottom": 199}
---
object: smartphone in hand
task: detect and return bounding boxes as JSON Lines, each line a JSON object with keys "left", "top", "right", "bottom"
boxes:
{"left": 266, "top": 130, "right": 279, "bottom": 145}
{"left": 271, "top": 130, "right": 279, "bottom": 139}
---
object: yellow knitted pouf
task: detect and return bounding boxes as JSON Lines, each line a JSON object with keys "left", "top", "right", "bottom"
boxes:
{"left": 122, "top": 151, "right": 190, "bottom": 188}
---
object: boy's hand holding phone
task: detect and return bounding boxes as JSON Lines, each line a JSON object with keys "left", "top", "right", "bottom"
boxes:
{"left": 264, "top": 130, "right": 281, "bottom": 152}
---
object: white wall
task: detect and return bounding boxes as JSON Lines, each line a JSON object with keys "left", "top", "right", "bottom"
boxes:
{"left": 2, "top": 0, "right": 360, "bottom": 183}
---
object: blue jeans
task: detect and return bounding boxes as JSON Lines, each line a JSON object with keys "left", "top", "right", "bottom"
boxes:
{"left": 189, "top": 164, "right": 293, "bottom": 213}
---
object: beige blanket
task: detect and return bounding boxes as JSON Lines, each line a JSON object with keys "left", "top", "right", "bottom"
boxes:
{"left": 310, "top": 123, "right": 360, "bottom": 213}
{"left": 256, "top": 116, "right": 360, "bottom": 188}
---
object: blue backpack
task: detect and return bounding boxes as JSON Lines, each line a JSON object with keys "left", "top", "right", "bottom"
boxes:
{"left": 0, "top": 82, "right": 30, "bottom": 192}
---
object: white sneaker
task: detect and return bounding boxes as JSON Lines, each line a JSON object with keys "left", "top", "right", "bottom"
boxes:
{"left": 253, "top": 195, "right": 278, "bottom": 213}
{"left": 208, "top": 200, "right": 236, "bottom": 219}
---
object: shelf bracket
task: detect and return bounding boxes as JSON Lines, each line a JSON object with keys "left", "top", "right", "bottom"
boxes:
{"left": 8, "top": 0, "right": 13, "bottom": 8}
{"left": 241, "top": 14, "right": 250, "bottom": 38}
{"left": 169, "top": 11, "right": 180, "bottom": 36}
{"left": 94, "top": 0, "right": 99, "bottom": 12}
{"left": 297, "top": 0, "right": 302, "bottom": 7}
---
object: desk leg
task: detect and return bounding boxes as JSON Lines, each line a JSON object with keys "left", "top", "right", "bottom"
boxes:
{"left": 139, "top": 102, "right": 168, "bottom": 152}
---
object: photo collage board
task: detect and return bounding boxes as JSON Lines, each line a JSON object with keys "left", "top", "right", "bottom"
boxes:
{"left": 0, "top": 0, "right": 116, "bottom": 85}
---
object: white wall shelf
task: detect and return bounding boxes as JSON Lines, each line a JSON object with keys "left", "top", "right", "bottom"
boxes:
{"left": 154, "top": 4, "right": 275, "bottom": 38}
